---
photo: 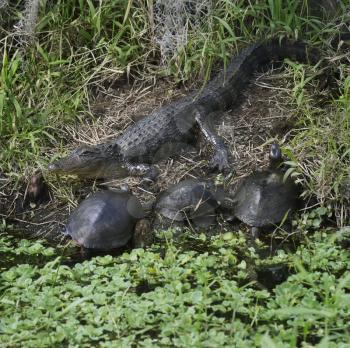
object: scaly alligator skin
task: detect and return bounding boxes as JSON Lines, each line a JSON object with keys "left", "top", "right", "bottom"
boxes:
{"left": 48, "top": 39, "right": 318, "bottom": 179}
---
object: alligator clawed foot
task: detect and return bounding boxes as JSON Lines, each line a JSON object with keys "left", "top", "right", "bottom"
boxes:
{"left": 139, "top": 178, "right": 155, "bottom": 191}
{"left": 146, "top": 167, "right": 159, "bottom": 182}
{"left": 209, "top": 150, "right": 230, "bottom": 173}
{"left": 139, "top": 167, "right": 159, "bottom": 191}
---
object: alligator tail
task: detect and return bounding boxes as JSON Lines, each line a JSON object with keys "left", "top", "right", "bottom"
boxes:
{"left": 265, "top": 38, "right": 319, "bottom": 65}
{"left": 196, "top": 38, "right": 320, "bottom": 111}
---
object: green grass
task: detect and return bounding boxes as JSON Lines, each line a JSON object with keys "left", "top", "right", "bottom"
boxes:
{"left": 279, "top": 54, "right": 350, "bottom": 222}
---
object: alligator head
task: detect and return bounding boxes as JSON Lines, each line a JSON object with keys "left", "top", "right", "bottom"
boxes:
{"left": 48, "top": 144, "right": 128, "bottom": 178}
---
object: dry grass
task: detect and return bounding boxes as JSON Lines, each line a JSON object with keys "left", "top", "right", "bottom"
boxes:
{"left": 1, "top": 64, "right": 300, "bottom": 239}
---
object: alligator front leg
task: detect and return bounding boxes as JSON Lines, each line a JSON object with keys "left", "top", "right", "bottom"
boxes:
{"left": 194, "top": 108, "right": 230, "bottom": 172}
{"left": 126, "top": 162, "right": 159, "bottom": 182}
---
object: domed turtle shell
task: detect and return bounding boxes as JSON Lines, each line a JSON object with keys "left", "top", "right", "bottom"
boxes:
{"left": 66, "top": 190, "right": 145, "bottom": 249}
{"left": 154, "top": 179, "right": 222, "bottom": 226}
{"left": 232, "top": 170, "right": 299, "bottom": 227}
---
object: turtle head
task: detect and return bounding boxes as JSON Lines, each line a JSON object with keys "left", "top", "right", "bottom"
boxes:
{"left": 268, "top": 143, "right": 283, "bottom": 169}
{"left": 48, "top": 144, "right": 128, "bottom": 178}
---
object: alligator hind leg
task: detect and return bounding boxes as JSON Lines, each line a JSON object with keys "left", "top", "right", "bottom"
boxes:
{"left": 193, "top": 108, "right": 229, "bottom": 172}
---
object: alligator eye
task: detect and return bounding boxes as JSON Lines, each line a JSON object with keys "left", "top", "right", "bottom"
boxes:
{"left": 80, "top": 150, "right": 94, "bottom": 157}
{"left": 74, "top": 147, "right": 95, "bottom": 157}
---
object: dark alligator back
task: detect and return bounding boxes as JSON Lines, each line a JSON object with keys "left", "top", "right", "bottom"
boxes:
{"left": 115, "top": 95, "right": 196, "bottom": 163}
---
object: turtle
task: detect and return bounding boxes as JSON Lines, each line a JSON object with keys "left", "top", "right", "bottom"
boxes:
{"left": 65, "top": 190, "right": 153, "bottom": 249}
{"left": 153, "top": 179, "right": 225, "bottom": 229}
{"left": 225, "top": 143, "right": 300, "bottom": 239}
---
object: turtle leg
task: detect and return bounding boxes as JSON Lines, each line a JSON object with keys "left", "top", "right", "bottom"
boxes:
{"left": 193, "top": 108, "right": 229, "bottom": 172}
{"left": 251, "top": 226, "right": 261, "bottom": 240}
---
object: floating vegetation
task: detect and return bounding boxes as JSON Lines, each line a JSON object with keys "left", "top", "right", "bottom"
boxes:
{"left": 1, "top": 229, "right": 350, "bottom": 346}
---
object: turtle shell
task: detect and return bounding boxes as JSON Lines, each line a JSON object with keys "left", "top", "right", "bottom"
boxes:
{"left": 232, "top": 170, "right": 299, "bottom": 227}
{"left": 154, "top": 179, "right": 220, "bottom": 226}
{"left": 66, "top": 190, "right": 145, "bottom": 249}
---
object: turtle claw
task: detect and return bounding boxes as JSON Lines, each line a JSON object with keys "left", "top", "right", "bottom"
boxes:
{"left": 209, "top": 150, "right": 230, "bottom": 173}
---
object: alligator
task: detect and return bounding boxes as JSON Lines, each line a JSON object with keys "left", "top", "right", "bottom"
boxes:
{"left": 48, "top": 39, "right": 318, "bottom": 179}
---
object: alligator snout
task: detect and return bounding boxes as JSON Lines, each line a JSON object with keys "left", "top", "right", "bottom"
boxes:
{"left": 47, "top": 162, "right": 61, "bottom": 172}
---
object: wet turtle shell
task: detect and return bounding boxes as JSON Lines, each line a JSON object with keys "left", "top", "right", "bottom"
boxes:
{"left": 232, "top": 170, "right": 299, "bottom": 228}
{"left": 66, "top": 190, "right": 145, "bottom": 249}
{"left": 154, "top": 179, "right": 222, "bottom": 227}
